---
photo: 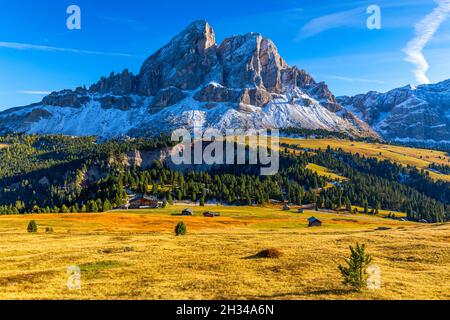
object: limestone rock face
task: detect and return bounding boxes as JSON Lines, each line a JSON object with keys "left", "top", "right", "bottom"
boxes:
{"left": 24, "top": 109, "right": 52, "bottom": 123}
{"left": 194, "top": 85, "right": 272, "bottom": 108}
{"left": 90, "top": 69, "right": 136, "bottom": 96}
{"left": 96, "top": 96, "right": 134, "bottom": 111}
{"left": 137, "top": 21, "right": 294, "bottom": 96}
{"left": 193, "top": 84, "right": 240, "bottom": 103}
{"left": 150, "top": 87, "right": 187, "bottom": 113}
{"left": 305, "top": 82, "right": 342, "bottom": 113}
{"left": 338, "top": 80, "right": 450, "bottom": 143}
{"left": 239, "top": 88, "right": 272, "bottom": 107}
{"left": 137, "top": 20, "right": 219, "bottom": 96}
{"left": 218, "top": 34, "right": 288, "bottom": 92}
{"left": 282, "top": 67, "right": 316, "bottom": 89}
{"left": 42, "top": 90, "right": 90, "bottom": 108}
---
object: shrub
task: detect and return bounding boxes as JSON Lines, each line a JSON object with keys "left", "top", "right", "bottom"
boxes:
{"left": 27, "top": 220, "right": 38, "bottom": 233}
{"left": 339, "top": 243, "right": 373, "bottom": 291}
{"left": 45, "top": 227, "right": 54, "bottom": 234}
{"left": 256, "top": 248, "right": 283, "bottom": 259}
{"left": 175, "top": 222, "right": 187, "bottom": 236}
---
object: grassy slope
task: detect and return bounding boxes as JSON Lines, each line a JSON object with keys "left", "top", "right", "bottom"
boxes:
{"left": 306, "top": 163, "right": 347, "bottom": 181}
{"left": 281, "top": 138, "right": 450, "bottom": 182}
{"left": 0, "top": 206, "right": 448, "bottom": 300}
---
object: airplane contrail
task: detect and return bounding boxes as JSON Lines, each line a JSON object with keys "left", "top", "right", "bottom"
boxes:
{"left": 403, "top": 0, "right": 450, "bottom": 84}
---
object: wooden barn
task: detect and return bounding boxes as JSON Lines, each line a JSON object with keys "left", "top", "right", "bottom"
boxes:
{"left": 308, "top": 217, "right": 322, "bottom": 227}
{"left": 182, "top": 208, "right": 194, "bottom": 216}
{"left": 129, "top": 195, "right": 160, "bottom": 209}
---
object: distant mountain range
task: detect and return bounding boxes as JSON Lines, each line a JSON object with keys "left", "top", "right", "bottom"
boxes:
{"left": 0, "top": 20, "right": 448, "bottom": 145}
{"left": 338, "top": 80, "right": 450, "bottom": 145}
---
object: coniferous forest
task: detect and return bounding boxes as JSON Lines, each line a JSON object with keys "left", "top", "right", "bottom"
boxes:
{"left": 0, "top": 134, "right": 448, "bottom": 223}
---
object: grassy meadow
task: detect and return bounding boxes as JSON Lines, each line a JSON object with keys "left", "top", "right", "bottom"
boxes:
{"left": 306, "top": 163, "right": 348, "bottom": 189}
{"left": 0, "top": 205, "right": 448, "bottom": 300}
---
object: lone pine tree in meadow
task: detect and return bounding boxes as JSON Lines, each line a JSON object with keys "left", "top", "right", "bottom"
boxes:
{"left": 339, "top": 243, "right": 373, "bottom": 291}
{"left": 175, "top": 222, "right": 187, "bottom": 236}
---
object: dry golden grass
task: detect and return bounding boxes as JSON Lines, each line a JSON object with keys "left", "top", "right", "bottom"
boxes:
{"left": 0, "top": 206, "right": 448, "bottom": 300}
{"left": 281, "top": 138, "right": 450, "bottom": 182}
{"left": 306, "top": 163, "right": 347, "bottom": 182}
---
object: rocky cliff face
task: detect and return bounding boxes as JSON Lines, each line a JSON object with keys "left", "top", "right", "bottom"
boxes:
{"left": 0, "top": 20, "right": 377, "bottom": 139}
{"left": 338, "top": 80, "right": 450, "bottom": 144}
{"left": 138, "top": 21, "right": 219, "bottom": 96}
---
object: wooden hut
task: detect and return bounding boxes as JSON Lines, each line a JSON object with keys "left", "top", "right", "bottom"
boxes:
{"left": 308, "top": 217, "right": 322, "bottom": 227}
{"left": 182, "top": 208, "right": 194, "bottom": 216}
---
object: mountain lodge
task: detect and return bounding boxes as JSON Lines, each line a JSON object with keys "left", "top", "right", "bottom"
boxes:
{"left": 129, "top": 195, "right": 161, "bottom": 209}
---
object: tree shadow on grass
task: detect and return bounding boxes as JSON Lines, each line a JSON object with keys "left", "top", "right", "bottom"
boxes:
{"left": 242, "top": 254, "right": 263, "bottom": 260}
{"left": 256, "top": 288, "right": 354, "bottom": 299}
{"left": 304, "top": 288, "right": 356, "bottom": 296}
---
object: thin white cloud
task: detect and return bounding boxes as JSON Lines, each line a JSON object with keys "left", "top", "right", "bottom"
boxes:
{"left": 20, "top": 91, "right": 52, "bottom": 95}
{"left": 403, "top": 0, "right": 450, "bottom": 84}
{"left": 294, "top": 1, "right": 436, "bottom": 41}
{"left": 0, "top": 41, "right": 142, "bottom": 58}
{"left": 295, "top": 7, "right": 365, "bottom": 41}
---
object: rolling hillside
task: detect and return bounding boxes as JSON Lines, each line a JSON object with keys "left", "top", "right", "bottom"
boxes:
{"left": 281, "top": 137, "right": 450, "bottom": 182}
{"left": 0, "top": 134, "right": 448, "bottom": 222}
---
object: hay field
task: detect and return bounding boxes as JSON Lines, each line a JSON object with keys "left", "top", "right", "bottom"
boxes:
{"left": 0, "top": 206, "right": 448, "bottom": 300}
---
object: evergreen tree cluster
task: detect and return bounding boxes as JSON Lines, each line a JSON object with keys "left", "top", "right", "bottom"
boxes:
{"left": 0, "top": 134, "right": 448, "bottom": 223}
{"left": 429, "top": 163, "right": 450, "bottom": 175}
{"left": 284, "top": 144, "right": 449, "bottom": 222}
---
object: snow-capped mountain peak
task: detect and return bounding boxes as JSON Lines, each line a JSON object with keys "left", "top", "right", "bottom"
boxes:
{"left": 0, "top": 20, "right": 377, "bottom": 139}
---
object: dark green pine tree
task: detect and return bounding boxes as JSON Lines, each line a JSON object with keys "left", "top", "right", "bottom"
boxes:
{"left": 363, "top": 201, "right": 369, "bottom": 215}
{"left": 339, "top": 243, "right": 373, "bottom": 291}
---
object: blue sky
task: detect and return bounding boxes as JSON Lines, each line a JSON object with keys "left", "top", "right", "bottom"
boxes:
{"left": 0, "top": 0, "right": 449, "bottom": 110}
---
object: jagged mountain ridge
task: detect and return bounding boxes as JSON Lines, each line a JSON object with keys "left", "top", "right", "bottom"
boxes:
{"left": 0, "top": 20, "right": 377, "bottom": 139}
{"left": 338, "top": 79, "right": 450, "bottom": 144}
